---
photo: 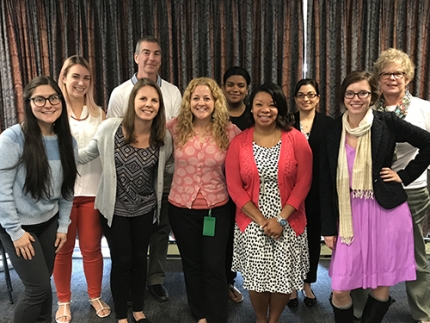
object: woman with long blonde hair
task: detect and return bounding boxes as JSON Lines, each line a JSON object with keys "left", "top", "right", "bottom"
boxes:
{"left": 167, "top": 77, "right": 241, "bottom": 323}
{"left": 53, "top": 55, "right": 110, "bottom": 322}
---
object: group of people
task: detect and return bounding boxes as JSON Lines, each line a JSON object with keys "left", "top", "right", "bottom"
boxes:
{"left": 0, "top": 35, "right": 429, "bottom": 323}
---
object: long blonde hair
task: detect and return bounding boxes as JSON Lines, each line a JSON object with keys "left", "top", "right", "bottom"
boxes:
{"left": 58, "top": 55, "right": 101, "bottom": 117}
{"left": 175, "top": 77, "right": 230, "bottom": 150}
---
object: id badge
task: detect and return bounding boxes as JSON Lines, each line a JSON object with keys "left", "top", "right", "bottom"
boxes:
{"left": 203, "top": 209, "right": 216, "bottom": 236}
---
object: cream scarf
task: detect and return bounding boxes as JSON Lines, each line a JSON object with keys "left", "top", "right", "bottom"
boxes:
{"left": 337, "top": 108, "right": 374, "bottom": 244}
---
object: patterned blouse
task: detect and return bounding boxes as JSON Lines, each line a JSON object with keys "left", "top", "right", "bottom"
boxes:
{"left": 114, "top": 126, "right": 159, "bottom": 217}
{"left": 167, "top": 118, "right": 241, "bottom": 209}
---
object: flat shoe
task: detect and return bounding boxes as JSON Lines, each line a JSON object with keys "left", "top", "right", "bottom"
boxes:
{"left": 302, "top": 289, "right": 317, "bottom": 307}
{"left": 133, "top": 314, "right": 151, "bottom": 322}
{"left": 227, "top": 284, "right": 243, "bottom": 303}
{"left": 55, "top": 302, "right": 72, "bottom": 323}
{"left": 287, "top": 297, "right": 298, "bottom": 308}
{"left": 89, "top": 297, "right": 111, "bottom": 318}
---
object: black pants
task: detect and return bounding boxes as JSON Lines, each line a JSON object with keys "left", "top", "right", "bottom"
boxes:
{"left": 305, "top": 222, "right": 321, "bottom": 283}
{"left": 169, "top": 203, "right": 229, "bottom": 323}
{"left": 0, "top": 216, "right": 58, "bottom": 323}
{"left": 100, "top": 212, "right": 153, "bottom": 320}
{"left": 225, "top": 199, "right": 237, "bottom": 285}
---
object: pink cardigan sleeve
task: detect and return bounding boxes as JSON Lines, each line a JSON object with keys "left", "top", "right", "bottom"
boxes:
{"left": 283, "top": 130, "right": 313, "bottom": 210}
{"left": 225, "top": 134, "right": 252, "bottom": 209}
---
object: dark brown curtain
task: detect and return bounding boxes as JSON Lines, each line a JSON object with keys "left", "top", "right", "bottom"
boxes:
{"left": 306, "top": 0, "right": 430, "bottom": 117}
{"left": 0, "top": 0, "right": 304, "bottom": 131}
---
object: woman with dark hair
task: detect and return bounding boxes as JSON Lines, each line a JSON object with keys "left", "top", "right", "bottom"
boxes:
{"left": 351, "top": 48, "right": 430, "bottom": 323}
{"left": 0, "top": 76, "right": 77, "bottom": 323}
{"left": 79, "top": 78, "right": 172, "bottom": 323}
{"left": 226, "top": 82, "right": 312, "bottom": 323}
{"left": 222, "top": 66, "right": 252, "bottom": 303}
{"left": 53, "top": 55, "right": 109, "bottom": 323}
{"left": 320, "top": 70, "right": 430, "bottom": 323}
{"left": 223, "top": 66, "right": 252, "bottom": 131}
{"left": 288, "top": 79, "right": 333, "bottom": 308}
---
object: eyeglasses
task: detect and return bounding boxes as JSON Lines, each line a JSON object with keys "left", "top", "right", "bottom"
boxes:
{"left": 379, "top": 72, "right": 406, "bottom": 80}
{"left": 295, "top": 92, "right": 318, "bottom": 99}
{"left": 29, "top": 94, "right": 61, "bottom": 107}
{"left": 344, "top": 91, "right": 371, "bottom": 99}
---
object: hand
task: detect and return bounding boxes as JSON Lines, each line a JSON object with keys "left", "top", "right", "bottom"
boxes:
{"left": 324, "top": 236, "right": 337, "bottom": 250}
{"left": 380, "top": 167, "right": 402, "bottom": 183}
{"left": 55, "top": 233, "right": 67, "bottom": 253}
{"left": 262, "top": 218, "right": 283, "bottom": 240}
{"left": 13, "top": 232, "right": 36, "bottom": 260}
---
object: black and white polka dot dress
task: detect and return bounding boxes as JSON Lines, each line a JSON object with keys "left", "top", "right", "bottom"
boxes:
{"left": 232, "top": 141, "right": 310, "bottom": 294}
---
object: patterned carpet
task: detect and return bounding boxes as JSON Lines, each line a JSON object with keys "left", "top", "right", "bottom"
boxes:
{"left": 0, "top": 253, "right": 427, "bottom": 323}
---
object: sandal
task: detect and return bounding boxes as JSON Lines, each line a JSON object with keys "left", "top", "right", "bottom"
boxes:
{"left": 55, "top": 302, "right": 72, "bottom": 323}
{"left": 227, "top": 284, "right": 243, "bottom": 303}
{"left": 89, "top": 297, "right": 111, "bottom": 318}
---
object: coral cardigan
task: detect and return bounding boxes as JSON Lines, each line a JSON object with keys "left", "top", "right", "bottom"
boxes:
{"left": 225, "top": 127, "right": 312, "bottom": 235}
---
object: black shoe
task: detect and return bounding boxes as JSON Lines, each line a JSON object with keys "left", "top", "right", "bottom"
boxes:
{"left": 287, "top": 297, "right": 299, "bottom": 308}
{"left": 147, "top": 284, "right": 169, "bottom": 302}
{"left": 302, "top": 289, "right": 317, "bottom": 307}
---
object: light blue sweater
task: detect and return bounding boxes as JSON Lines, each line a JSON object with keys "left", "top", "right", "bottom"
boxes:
{"left": 0, "top": 124, "right": 76, "bottom": 241}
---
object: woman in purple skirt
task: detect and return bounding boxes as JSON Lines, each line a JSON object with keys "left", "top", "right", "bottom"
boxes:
{"left": 320, "top": 70, "right": 430, "bottom": 323}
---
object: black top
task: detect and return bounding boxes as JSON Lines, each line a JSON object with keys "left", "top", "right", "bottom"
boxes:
{"left": 230, "top": 106, "right": 253, "bottom": 131}
{"left": 293, "top": 111, "right": 334, "bottom": 228}
{"left": 320, "top": 110, "right": 430, "bottom": 236}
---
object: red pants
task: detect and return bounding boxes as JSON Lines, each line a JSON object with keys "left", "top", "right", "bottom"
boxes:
{"left": 53, "top": 196, "right": 103, "bottom": 302}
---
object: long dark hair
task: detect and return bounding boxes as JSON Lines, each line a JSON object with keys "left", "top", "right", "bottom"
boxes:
{"left": 22, "top": 76, "right": 77, "bottom": 201}
{"left": 248, "top": 82, "right": 294, "bottom": 131}
{"left": 122, "top": 78, "right": 166, "bottom": 147}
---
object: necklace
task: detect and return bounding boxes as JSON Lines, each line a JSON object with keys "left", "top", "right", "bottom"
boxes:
{"left": 70, "top": 110, "right": 89, "bottom": 121}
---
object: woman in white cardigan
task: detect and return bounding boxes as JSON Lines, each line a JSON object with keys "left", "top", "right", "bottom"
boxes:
{"left": 79, "top": 78, "right": 173, "bottom": 323}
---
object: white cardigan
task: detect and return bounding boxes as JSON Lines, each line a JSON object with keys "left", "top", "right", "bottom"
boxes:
{"left": 78, "top": 118, "right": 173, "bottom": 227}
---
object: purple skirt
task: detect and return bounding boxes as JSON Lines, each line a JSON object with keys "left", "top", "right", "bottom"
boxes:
{"left": 330, "top": 143, "right": 416, "bottom": 290}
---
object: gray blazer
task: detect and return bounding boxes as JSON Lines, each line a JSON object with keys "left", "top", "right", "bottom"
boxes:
{"left": 79, "top": 118, "right": 173, "bottom": 227}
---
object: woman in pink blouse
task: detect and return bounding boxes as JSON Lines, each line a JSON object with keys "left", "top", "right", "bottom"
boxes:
{"left": 167, "top": 77, "right": 241, "bottom": 323}
{"left": 225, "top": 82, "right": 312, "bottom": 323}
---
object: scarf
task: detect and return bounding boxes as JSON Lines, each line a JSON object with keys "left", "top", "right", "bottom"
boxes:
{"left": 376, "top": 91, "right": 412, "bottom": 119}
{"left": 336, "top": 108, "right": 374, "bottom": 245}
{"left": 376, "top": 91, "right": 412, "bottom": 163}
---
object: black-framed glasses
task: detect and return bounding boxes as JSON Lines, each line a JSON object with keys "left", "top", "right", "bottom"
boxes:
{"left": 379, "top": 72, "right": 405, "bottom": 80}
{"left": 344, "top": 91, "right": 371, "bottom": 99}
{"left": 295, "top": 92, "right": 318, "bottom": 99}
{"left": 29, "top": 94, "right": 61, "bottom": 107}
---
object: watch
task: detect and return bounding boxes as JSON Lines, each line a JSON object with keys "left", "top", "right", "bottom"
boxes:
{"left": 276, "top": 215, "right": 287, "bottom": 227}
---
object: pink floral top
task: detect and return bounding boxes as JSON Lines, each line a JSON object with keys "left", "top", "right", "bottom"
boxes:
{"left": 167, "top": 118, "right": 241, "bottom": 209}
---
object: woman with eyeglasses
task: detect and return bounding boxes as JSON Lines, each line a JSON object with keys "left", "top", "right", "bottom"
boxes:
{"left": 0, "top": 76, "right": 77, "bottom": 323}
{"left": 287, "top": 79, "right": 333, "bottom": 308}
{"left": 350, "top": 49, "right": 430, "bottom": 323}
{"left": 320, "top": 70, "right": 430, "bottom": 323}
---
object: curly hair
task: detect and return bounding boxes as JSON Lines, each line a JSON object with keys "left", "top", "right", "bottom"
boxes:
{"left": 58, "top": 55, "right": 101, "bottom": 118}
{"left": 174, "top": 77, "right": 230, "bottom": 150}
{"left": 373, "top": 48, "right": 415, "bottom": 81}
